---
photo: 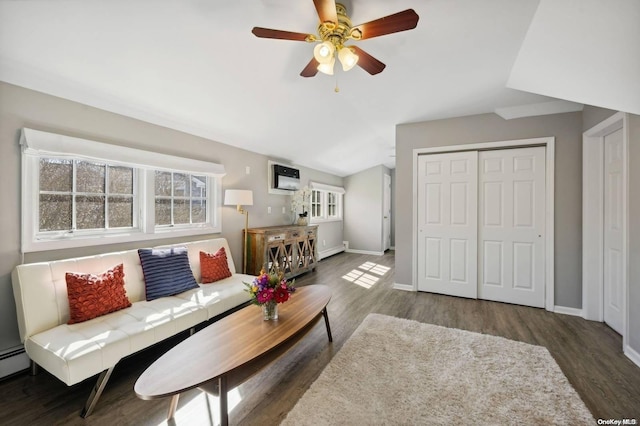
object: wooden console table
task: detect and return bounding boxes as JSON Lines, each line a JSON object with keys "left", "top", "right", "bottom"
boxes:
{"left": 245, "top": 225, "right": 318, "bottom": 279}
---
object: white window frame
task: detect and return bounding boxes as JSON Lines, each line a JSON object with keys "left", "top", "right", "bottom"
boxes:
{"left": 21, "top": 128, "right": 226, "bottom": 252}
{"left": 309, "top": 181, "right": 345, "bottom": 223}
{"left": 35, "top": 158, "right": 141, "bottom": 237}
{"left": 153, "top": 171, "right": 212, "bottom": 230}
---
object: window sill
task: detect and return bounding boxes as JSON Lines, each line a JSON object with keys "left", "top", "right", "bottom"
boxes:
{"left": 23, "top": 226, "right": 222, "bottom": 253}
{"left": 310, "top": 218, "right": 343, "bottom": 225}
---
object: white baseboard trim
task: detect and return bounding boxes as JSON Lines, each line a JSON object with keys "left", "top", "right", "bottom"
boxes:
{"left": 0, "top": 345, "right": 29, "bottom": 379}
{"left": 393, "top": 283, "right": 414, "bottom": 291}
{"left": 318, "top": 246, "right": 346, "bottom": 260}
{"left": 345, "top": 249, "right": 385, "bottom": 256}
{"left": 624, "top": 344, "right": 640, "bottom": 369}
{"left": 553, "top": 306, "right": 583, "bottom": 317}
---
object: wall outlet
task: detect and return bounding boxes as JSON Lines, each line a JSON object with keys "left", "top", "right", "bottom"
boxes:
{"left": 282, "top": 206, "right": 286, "bottom": 214}
{"left": 323, "top": 239, "right": 326, "bottom": 247}
{"left": 267, "top": 206, "right": 271, "bottom": 214}
{"left": 245, "top": 166, "right": 251, "bottom": 175}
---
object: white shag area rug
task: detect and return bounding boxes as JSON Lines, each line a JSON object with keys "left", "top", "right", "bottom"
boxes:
{"left": 281, "top": 313, "right": 594, "bottom": 425}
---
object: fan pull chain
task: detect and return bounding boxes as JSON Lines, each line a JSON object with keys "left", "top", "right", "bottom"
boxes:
{"left": 334, "top": 76, "right": 340, "bottom": 93}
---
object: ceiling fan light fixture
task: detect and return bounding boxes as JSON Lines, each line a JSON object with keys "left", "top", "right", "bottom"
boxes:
{"left": 317, "top": 57, "right": 335, "bottom": 75}
{"left": 313, "top": 41, "right": 335, "bottom": 64}
{"left": 338, "top": 46, "right": 359, "bottom": 71}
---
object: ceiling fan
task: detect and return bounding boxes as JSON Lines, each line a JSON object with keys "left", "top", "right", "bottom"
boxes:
{"left": 251, "top": 0, "right": 419, "bottom": 77}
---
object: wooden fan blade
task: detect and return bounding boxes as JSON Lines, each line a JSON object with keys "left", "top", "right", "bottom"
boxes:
{"left": 350, "top": 46, "right": 386, "bottom": 75}
{"left": 252, "top": 27, "right": 311, "bottom": 42}
{"left": 300, "top": 58, "right": 320, "bottom": 77}
{"left": 352, "top": 9, "right": 419, "bottom": 40}
{"left": 313, "top": 0, "right": 338, "bottom": 23}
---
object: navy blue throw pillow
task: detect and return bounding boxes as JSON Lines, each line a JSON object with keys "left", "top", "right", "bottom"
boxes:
{"left": 138, "top": 247, "right": 199, "bottom": 301}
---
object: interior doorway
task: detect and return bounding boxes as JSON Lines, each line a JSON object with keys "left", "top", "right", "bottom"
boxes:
{"left": 583, "top": 112, "right": 628, "bottom": 340}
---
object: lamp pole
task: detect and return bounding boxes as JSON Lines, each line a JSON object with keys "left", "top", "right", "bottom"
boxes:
{"left": 238, "top": 205, "right": 249, "bottom": 274}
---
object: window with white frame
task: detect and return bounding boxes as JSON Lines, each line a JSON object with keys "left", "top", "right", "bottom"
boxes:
{"left": 311, "top": 189, "right": 322, "bottom": 218}
{"left": 309, "top": 182, "right": 345, "bottom": 222}
{"left": 21, "top": 128, "right": 225, "bottom": 252}
{"left": 154, "top": 171, "right": 209, "bottom": 227}
{"left": 38, "top": 158, "right": 137, "bottom": 233}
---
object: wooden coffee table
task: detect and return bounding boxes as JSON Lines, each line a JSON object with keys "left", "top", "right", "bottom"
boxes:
{"left": 134, "top": 285, "right": 332, "bottom": 425}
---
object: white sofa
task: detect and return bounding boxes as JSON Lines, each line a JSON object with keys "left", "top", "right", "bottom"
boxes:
{"left": 11, "top": 238, "right": 254, "bottom": 417}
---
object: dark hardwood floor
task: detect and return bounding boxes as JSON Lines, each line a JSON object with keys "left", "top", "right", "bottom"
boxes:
{"left": 1, "top": 251, "right": 638, "bottom": 425}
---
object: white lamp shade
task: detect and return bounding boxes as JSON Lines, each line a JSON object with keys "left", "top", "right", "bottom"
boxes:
{"left": 224, "top": 189, "right": 253, "bottom": 206}
{"left": 317, "top": 57, "right": 335, "bottom": 75}
{"left": 313, "top": 41, "right": 335, "bottom": 64}
{"left": 338, "top": 46, "right": 359, "bottom": 71}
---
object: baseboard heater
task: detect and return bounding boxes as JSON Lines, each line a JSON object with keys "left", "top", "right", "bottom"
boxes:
{"left": 0, "top": 346, "right": 30, "bottom": 380}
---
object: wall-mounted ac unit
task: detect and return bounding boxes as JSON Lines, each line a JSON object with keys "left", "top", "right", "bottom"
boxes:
{"left": 273, "top": 164, "right": 300, "bottom": 191}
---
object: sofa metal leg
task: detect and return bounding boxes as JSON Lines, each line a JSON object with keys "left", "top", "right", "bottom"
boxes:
{"left": 189, "top": 327, "right": 195, "bottom": 336}
{"left": 29, "top": 360, "right": 39, "bottom": 376}
{"left": 80, "top": 366, "right": 115, "bottom": 418}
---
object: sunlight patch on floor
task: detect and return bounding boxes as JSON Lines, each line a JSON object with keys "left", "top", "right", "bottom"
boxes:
{"left": 341, "top": 262, "right": 390, "bottom": 289}
{"left": 156, "top": 386, "right": 242, "bottom": 425}
{"left": 359, "top": 261, "right": 390, "bottom": 276}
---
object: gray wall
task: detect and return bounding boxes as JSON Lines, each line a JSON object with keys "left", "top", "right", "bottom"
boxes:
{"left": 343, "top": 165, "right": 390, "bottom": 253}
{"left": 395, "top": 112, "right": 583, "bottom": 308}
{"left": 0, "top": 82, "right": 343, "bottom": 352}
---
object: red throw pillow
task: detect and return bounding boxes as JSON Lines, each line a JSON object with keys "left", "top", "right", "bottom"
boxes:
{"left": 66, "top": 263, "right": 132, "bottom": 324}
{"left": 200, "top": 248, "right": 232, "bottom": 284}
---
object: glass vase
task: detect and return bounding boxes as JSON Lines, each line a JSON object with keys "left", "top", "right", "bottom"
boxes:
{"left": 262, "top": 301, "right": 278, "bottom": 321}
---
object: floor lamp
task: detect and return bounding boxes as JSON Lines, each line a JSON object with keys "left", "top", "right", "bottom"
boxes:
{"left": 224, "top": 189, "right": 253, "bottom": 274}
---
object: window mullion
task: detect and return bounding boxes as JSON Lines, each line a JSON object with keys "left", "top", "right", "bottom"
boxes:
{"left": 188, "top": 174, "right": 192, "bottom": 225}
{"left": 105, "top": 165, "right": 110, "bottom": 229}
{"left": 170, "top": 172, "right": 175, "bottom": 226}
{"left": 321, "top": 191, "right": 327, "bottom": 219}
{"left": 71, "top": 160, "right": 77, "bottom": 232}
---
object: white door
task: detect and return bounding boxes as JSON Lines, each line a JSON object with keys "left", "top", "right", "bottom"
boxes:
{"left": 478, "top": 147, "right": 546, "bottom": 308}
{"left": 383, "top": 173, "right": 391, "bottom": 251}
{"left": 603, "top": 128, "right": 624, "bottom": 334}
{"left": 417, "top": 152, "right": 478, "bottom": 298}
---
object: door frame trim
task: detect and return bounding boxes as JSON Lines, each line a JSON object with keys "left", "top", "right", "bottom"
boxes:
{"left": 412, "top": 137, "right": 555, "bottom": 311}
{"left": 582, "top": 112, "right": 628, "bottom": 347}
{"left": 383, "top": 173, "right": 391, "bottom": 251}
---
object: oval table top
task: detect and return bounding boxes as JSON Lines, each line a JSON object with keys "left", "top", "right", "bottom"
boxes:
{"left": 135, "top": 284, "right": 332, "bottom": 399}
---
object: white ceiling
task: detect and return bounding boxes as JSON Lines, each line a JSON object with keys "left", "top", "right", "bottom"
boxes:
{"left": 0, "top": 0, "right": 634, "bottom": 177}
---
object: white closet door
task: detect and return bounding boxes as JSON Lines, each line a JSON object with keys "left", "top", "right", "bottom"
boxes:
{"left": 417, "top": 152, "right": 478, "bottom": 298}
{"left": 478, "top": 146, "right": 546, "bottom": 308}
{"left": 603, "top": 128, "right": 624, "bottom": 334}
